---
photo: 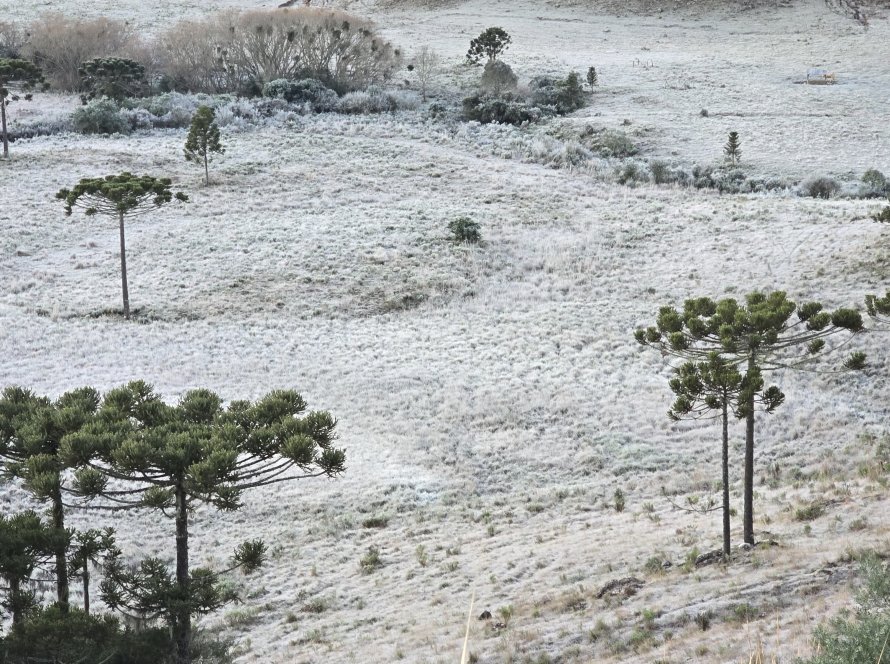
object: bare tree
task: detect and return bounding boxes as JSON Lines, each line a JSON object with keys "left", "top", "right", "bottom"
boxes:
{"left": 413, "top": 46, "right": 441, "bottom": 102}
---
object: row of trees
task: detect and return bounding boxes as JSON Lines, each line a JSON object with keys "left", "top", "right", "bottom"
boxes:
{"left": 0, "top": 383, "right": 345, "bottom": 662}
{"left": 636, "top": 290, "right": 878, "bottom": 557}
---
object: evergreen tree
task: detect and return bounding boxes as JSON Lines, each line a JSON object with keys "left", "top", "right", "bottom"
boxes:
{"left": 724, "top": 131, "right": 741, "bottom": 164}
{"left": 637, "top": 291, "right": 865, "bottom": 545}
{"left": 56, "top": 174, "right": 188, "bottom": 319}
{"left": 78, "top": 57, "right": 147, "bottom": 103}
{"left": 0, "top": 387, "right": 103, "bottom": 614}
{"left": 184, "top": 106, "right": 224, "bottom": 186}
{"left": 68, "top": 528, "right": 118, "bottom": 615}
{"left": 667, "top": 353, "right": 782, "bottom": 557}
{"left": 64, "top": 382, "right": 346, "bottom": 664}
{"left": 0, "top": 511, "right": 57, "bottom": 625}
{"left": 0, "top": 58, "right": 47, "bottom": 158}
{"left": 586, "top": 66, "right": 598, "bottom": 87}
{"left": 467, "top": 27, "right": 512, "bottom": 64}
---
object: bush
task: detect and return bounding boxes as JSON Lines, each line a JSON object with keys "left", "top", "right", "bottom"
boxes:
{"left": 801, "top": 176, "right": 841, "bottom": 199}
{"left": 529, "top": 72, "right": 585, "bottom": 115}
{"left": 448, "top": 217, "right": 481, "bottom": 244}
{"left": 480, "top": 60, "right": 517, "bottom": 95}
{"left": 802, "top": 555, "right": 890, "bottom": 664}
{"left": 580, "top": 127, "right": 637, "bottom": 158}
{"left": 262, "top": 78, "right": 338, "bottom": 111}
{"left": 336, "top": 86, "right": 416, "bottom": 114}
{"left": 462, "top": 94, "right": 542, "bottom": 126}
{"left": 72, "top": 99, "right": 130, "bottom": 134}
{"left": 159, "top": 9, "right": 401, "bottom": 95}
{"left": 860, "top": 168, "right": 888, "bottom": 198}
{"left": 616, "top": 160, "right": 648, "bottom": 186}
{"left": 79, "top": 57, "right": 148, "bottom": 103}
{"left": 0, "top": 21, "right": 26, "bottom": 59}
{"left": 692, "top": 165, "right": 747, "bottom": 193}
{"left": 25, "top": 14, "right": 134, "bottom": 90}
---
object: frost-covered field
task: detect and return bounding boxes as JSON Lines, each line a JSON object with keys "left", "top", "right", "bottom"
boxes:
{"left": 1, "top": 1, "right": 889, "bottom": 662}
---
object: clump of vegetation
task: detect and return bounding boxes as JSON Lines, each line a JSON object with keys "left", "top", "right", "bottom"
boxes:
{"left": 72, "top": 99, "right": 129, "bottom": 135}
{"left": 580, "top": 127, "right": 637, "bottom": 158}
{"left": 78, "top": 57, "right": 147, "bottom": 103}
{"left": 0, "top": 58, "right": 48, "bottom": 157}
{"left": 462, "top": 94, "right": 541, "bottom": 126}
{"left": 613, "top": 487, "right": 626, "bottom": 513}
{"left": 801, "top": 175, "right": 841, "bottom": 199}
{"left": 860, "top": 168, "right": 888, "bottom": 198}
{"left": 587, "top": 66, "right": 598, "bottom": 86}
{"left": 794, "top": 501, "right": 826, "bottom": 522}
{"left": 480, "top": 60, "right": 518, "bottom": 95}
{"left": 529, "top": 72, "right": 586, "bottom": 115}
{"left": 448, "top": 217, "right": 482, "bottom": 244}
{"left": 262, "top": 78, "right": 339, "bottom": 112}
{"left": 360, "top": 546, "right": 383, "bottom": 574}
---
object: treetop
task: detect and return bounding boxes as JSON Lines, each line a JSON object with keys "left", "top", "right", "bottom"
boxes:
{"left": 56, "top": 173, "right": 188, "bottom": 217}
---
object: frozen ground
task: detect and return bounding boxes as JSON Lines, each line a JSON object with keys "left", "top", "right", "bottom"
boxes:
{"left": 1, "top": 1, "right": 889, "bottom": 662}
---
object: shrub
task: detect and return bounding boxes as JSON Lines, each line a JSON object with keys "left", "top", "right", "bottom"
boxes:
{"left": 801, "top": 175, "right": 841, "bottom": 199}
{"left": 873, "top": 205, "right": 890, "bottom": 223}
{"left": 529, "top": 73, "right": 585, "bottom": 114}
{"left": 25, "top": 14, "right": 134, "bottom": 91}
{"left": 860, "top": 168, "right": 888, "bottom": 198}
{"left": 0, "top": 21, "right": 26, "bottom": 59}
{"left": 262, "top": 78, "right": 338, "bottom": 111}
{"left": 160, "top": 9, "right": 401, "bottom": 95}
{"left": 336, "top": 86, "right": 417, "bottom": 114}
{"left": 359, "top": 546, "right": 383, "bottom": 574}
{"left": 692, "top": 165, "right": 747, "bottom": 193}
{"left": 480, "top": 60, "right": 517, "bottom": 95}
{"left": 71, "top": 99, "right": 129, "bottom": 134}
{"left": 448, "top": 217, "right": 481, "bottom": 244}
{"left": 616, "top": 161, "right": 648, "bottom": 186}
{"left": 649, "top": 160, "right": 673, "bottom": 184}
{"left": 462, "top": 94, "right": 542, "bottom": 126}
{"left": 580, "top": 127, "right": 637, "bottom": 158}
{"left": 79, "top": 57, "right": 147, "bottom": 103}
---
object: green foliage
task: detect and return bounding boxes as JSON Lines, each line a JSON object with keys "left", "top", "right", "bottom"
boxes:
{"left": 359, "top": 546, "right": 383, "bottom": 574}
{"left": 613, "top": 487, "right": 626, "bottom": 513}
{"left": 802, "top": 555, "right": 890, "bottom": 664}
{"left": 794, "top": 502, "right": 826, "bottom": 521}
{"left": 865, "top": 291, "right": 890, "bottom": 319}
{"left": 448, "top": 216, "right": 481, "bottom": 244}
{"left": 529, "top": 73, "right": 586, "bottom": 114}
{"left": 72, "top": 98, "right": 130, "bottom": 135}
{"left": 184, "top": 105, "right": 224, "bottom": 185}
{"left": 861, "top": 168, "right": 888, "bottom": 197}
{"left": 462, "top": 94, "right": 541, "bottom": 126}
{"left": 0, "top": 58, "right": 48, "bottom": 156}
{"left": 79, "top": 57, "right": 147, "bottom": 103}
{"left": 723, "top": 131, "right": 741, "bottom": 164}
{"left": 262, "top": 78, "right": 339, "bottom": 111}
{"left": 587, "top": 66, "right": 598, "bottom": 86}
{"left": 872, "top": 202, "right": 890, "bottom": 223}
{"left": 467, "top": 27, "right": 512, "bottom": 64}
{"left": 57, "top": 173, "right": 188, "bottom": 217}
{"left": 0, "top": 511, "right": 57, "bottom": 623}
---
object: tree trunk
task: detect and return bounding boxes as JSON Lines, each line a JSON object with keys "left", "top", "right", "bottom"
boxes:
{"left": 118, "top": 210, "right": 130, "bottom": 320}
{"left": 1, "top": 98, "right": 8, "bottom": 158}
{"left": 203, "top": 151, "right": 209, "bottom": 186}
{"left": 83, "top": 562, "right": 90, "bottom": 615}
{"left": 9, "top": 577, "right": 22, "bottom": 625}
{"left": 174, "top": 484, "right": 191, "bottom": 664}
{"left": 721, "top": 397, "right": 731, "bottom": 559}
{"left": 52, "top": 489, "right": 70, "bottom": 614}
{"left": 743, "top": 355, "right": 756, "bottom": 546}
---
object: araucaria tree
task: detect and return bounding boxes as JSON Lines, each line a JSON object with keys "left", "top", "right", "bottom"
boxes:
{"left": 724, "top": 131, "right": 741, "bottom": 164}
{"left": 78, "top": 57, "right": 147, "bottom": 103}
{"left": 184, "top": 105, "right": 223, "bottom": 186}
{"left": 0, "top": 58, "right": 47, "bottom": 158}
{"left": 64, "top": 382, "right": 346, "bottom": 664}
{"left": 0, "top": 511, "right": 57, "bottom": 625}
{"left": 467, "top": 27, "right": 512, "bottom": 64}
{"left": 0, "top": 386, "right": 103, "bottom": 615}
{"left": 637, "top": 291, "right": 865, "bottom": 546}
{"left": 56, "top": 174, "right": 188, "bottom": 319}
{"left": 667, "top": 353, "right": 782, "bottom": 557}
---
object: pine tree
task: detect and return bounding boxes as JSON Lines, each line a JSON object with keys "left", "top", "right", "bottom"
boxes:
{"left": 466, "top": 27, "right": 512, "bottom": 64}
{"left": 586, "top": 66, "right": 598, "bottom": 87}
{"left": 56, "top": 174, "right": 188, "bottom": 319}
{"left": 0, "top": 511, "right": 58, "bottom": 625}
{"left": 184, "top": 106, "right": 224, "bottom": 186}
{"left": 724, "top": 131, "right": 741, "bottom": 164}
{"left": 65, "top": 382, "right": 346, "bottom": 664}
{"left": 637, "top": 291, "right": 865, "bottom": 545}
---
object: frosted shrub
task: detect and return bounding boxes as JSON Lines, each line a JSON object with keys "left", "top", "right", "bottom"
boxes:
{"left": 336, "top": 86, "right": 415, "bottom": 114}
{"left": 480, "top": 60, "right": 517, "bottom": 95}
{"left": 529, "top": 72, "right": 585, "bottom": 114}
{"left": 801, "top": 175, "right": 841, "bottom": 199}
{"left": 860, "top": 169, "right": 888, "bottom": 198}
{"left": 448, "top": 217, "right": 481, "bottom": 244}
{"left": 263, "top": 79, "right": 339, "bottom": 112}
{"left": 462, "top": 94, "right": 543, "bottom": 126}
{"left": 581, "top": 127, "right": 637, "bottom": 158}
{"left": 71, "top": 99, "right": 129, "bottom": 135}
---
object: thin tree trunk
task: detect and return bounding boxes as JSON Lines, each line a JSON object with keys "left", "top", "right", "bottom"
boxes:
{"left": 721, "top": 397, "right": 731, "bottom": 559}
{"left": 10, "top": 577, "right": 22, "bottom": 625}
{"left": 52, "top": 489, "right": 70, "bottom": 614}
{"left": 743, "top": 355, "right": 755, "bottom": 546}
{"left": 203, "top": 151, "right": 209, "bottom": 186}
{"left": 83, "top": 562, "right": 90, "bottom": 615}
{"left": 1, "top": 99, "right": 8, "bottom": 158}
{"left": 174, "top": 484, "right": 191, "bottom": 664}
{"left": 118, "top": 210, "right": 130, "bottom": 320}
